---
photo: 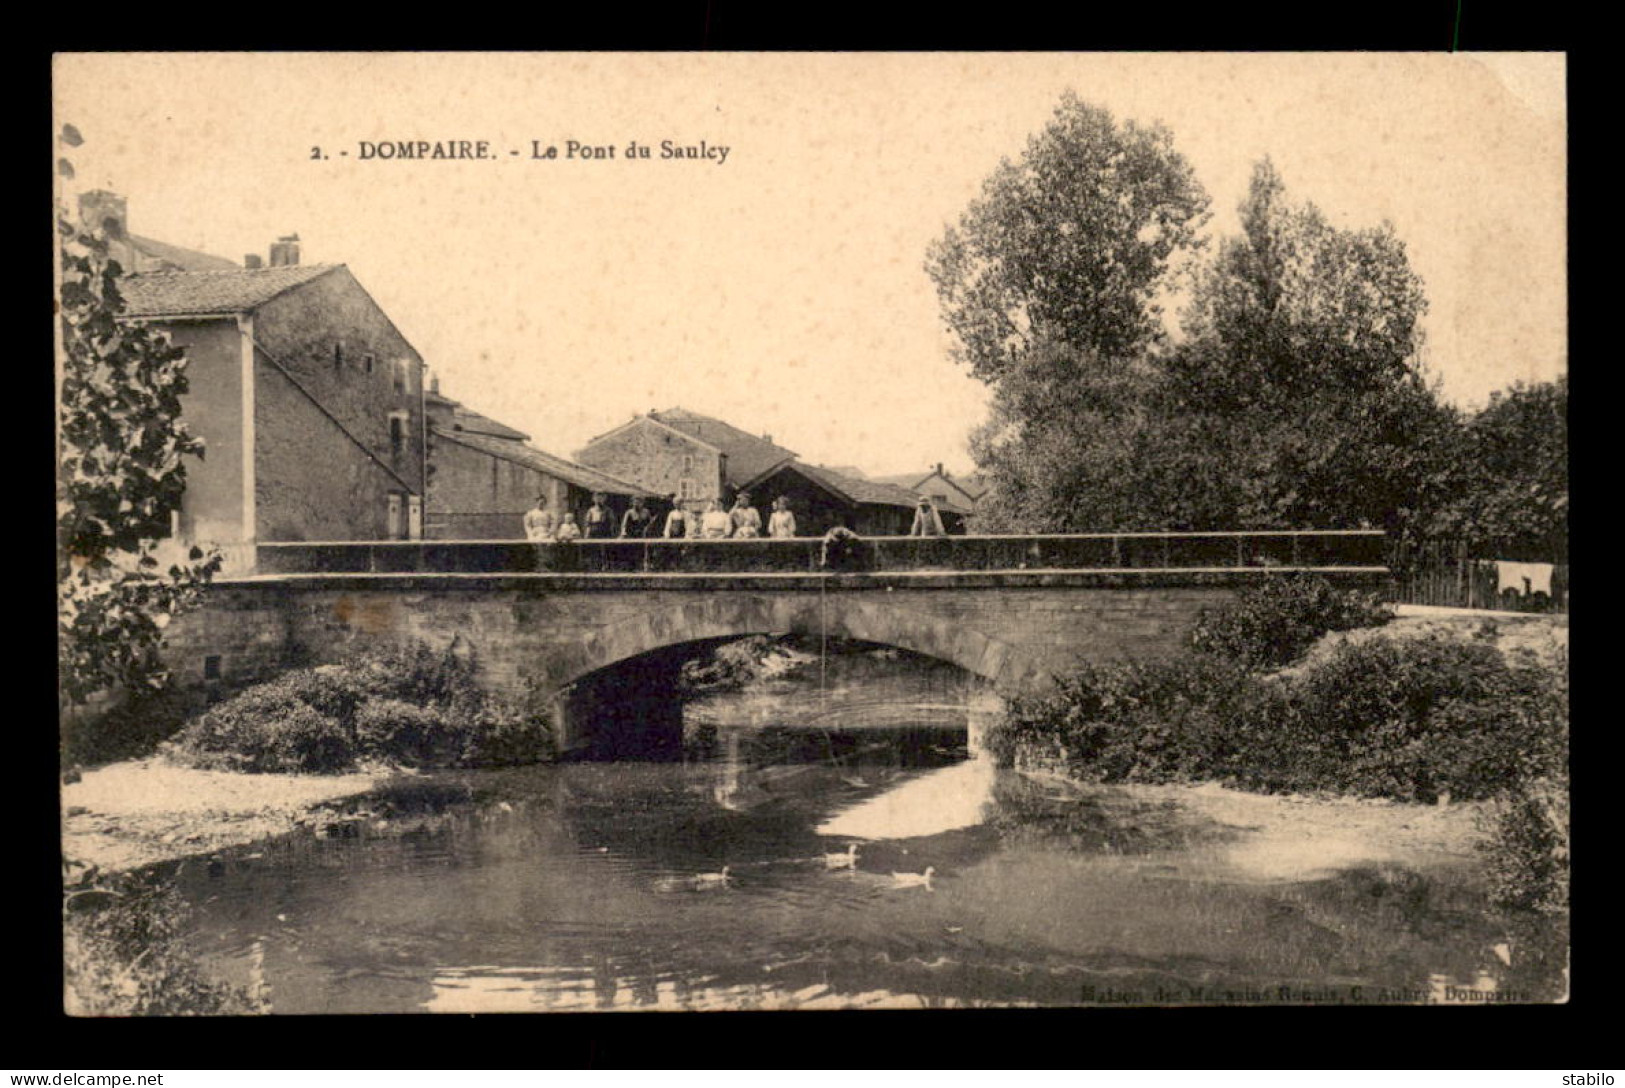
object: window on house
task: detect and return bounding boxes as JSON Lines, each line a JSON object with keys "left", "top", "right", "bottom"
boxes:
{"left": 389, "top": 411, "right": 409, "bottom": 460}
{"left": 393, "top": 359, "right": 410, "bottom": 395}
{"left": 203, "top": 654, "right": 222, "bottom": 681}
{"left": 678, "top": 478, "right": 695, "bottom": 500}
{"left": 333, "top": 344, "right": 343, "bottom": 372}
{"left": 364, "top": 353, "right": 375, "bottom": 375}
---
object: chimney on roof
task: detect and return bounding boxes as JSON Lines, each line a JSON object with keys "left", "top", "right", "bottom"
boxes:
{"left": 429, "top": 375, "right": 440, "bottom": 395}
{"left": 78, "top": 190, "right": 128, "bottom": 240}
{"left": 244, "top": 253, "right": 264, "bottom": 269}
{"left": 268, "top": 233, "right": 301, "bottom": 267}
{"left": 935, "top": 462, "right": 945, "bottom": 477}
{"left": 762, "top": 434, "right": 773, "bottom": 444}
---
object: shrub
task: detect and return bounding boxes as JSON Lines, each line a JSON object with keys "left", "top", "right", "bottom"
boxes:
{"left": 679, "top": 636, "right": 782, "bottom": 693}
{"left": 1190, "top": 573, "right": 1394, "bottom": 671}
{"left": 164, "top": 641, "right": 555, "bottom": 774}
{"left": 63, "top": 865, "right": 265, "bottom": 1016}
{"left": 459, "top": 697, "right": 555, "bottom": 767}
{"left": 61, "top": 683, "right": 198, "bottom": 770}
{"left": 354, "top": 698, "right": 469, "bottom": 768}
{"left": 987, "top": 631, "right": 1566, "bottom": 805}
{"left": 985, "top": 656, "right": 1259, "bottom": 782}
{"left": 171, "top": 680, "right": 353, "bottom": 774}
{"left": 346, "top": 641, "right": 480, "bottom": 707}
{"left": 1480, "top": 777, "right": 1569, "bottom": 914}
{"left": 1253, "top": 633, "right": 1566, "bottom": 802}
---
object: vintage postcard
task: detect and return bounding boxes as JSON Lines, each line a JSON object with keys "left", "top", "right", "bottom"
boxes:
{"left": 55, "top": 52, "right": 1567, "bottom": 1013}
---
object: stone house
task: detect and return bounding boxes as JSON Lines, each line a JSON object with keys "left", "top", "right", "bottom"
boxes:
{"left": 120, "top": 239, "right": 428, "bottom": 565}
{"left": 575, "top": 407, "right": 799, "bottom": 508}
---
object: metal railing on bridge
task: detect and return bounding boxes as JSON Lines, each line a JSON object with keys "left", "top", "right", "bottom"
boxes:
{"left": 254, "top": 531, "right": 1388, "bottom": 576}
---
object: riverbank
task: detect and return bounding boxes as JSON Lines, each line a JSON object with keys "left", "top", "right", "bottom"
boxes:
{"left": 1312, "top": 604, "right": 1567, "bottom": 669}
{"left": 62, "top": 758, "right": 384, "bottom": 874}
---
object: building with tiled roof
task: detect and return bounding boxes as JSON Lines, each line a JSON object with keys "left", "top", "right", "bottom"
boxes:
{"left": 646, "top": 408, "right": 799, "bottom": 488}
{"left": 741, "top": 461, "right": 969, "bottom": 537}
{"left": 121, "top": 264, "right": 341, "bottom": 317}
{"left": 116, "top": 232, "right": 429, "bottom": 558}
{"left": 870, "top": 464, "right": 988, "bottom": 515}
{"left": 424, "top": 384, "right": 658, "bottom": 540}
{"left": 575, "top": 406, "right": 800, "bottom": 509}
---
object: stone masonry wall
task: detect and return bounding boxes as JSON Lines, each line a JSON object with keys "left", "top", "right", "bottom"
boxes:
{"left": 160, "top": 576, "right": 1255, "bottom": 721}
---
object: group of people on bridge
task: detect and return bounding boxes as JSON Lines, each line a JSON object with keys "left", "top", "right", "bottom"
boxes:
{"left": 522, "top": 490, "right": 948, "bottom": 543}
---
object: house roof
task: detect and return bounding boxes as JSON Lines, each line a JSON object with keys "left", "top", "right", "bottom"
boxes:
{"left": 450, "top": 405, "right": 530, "bottom": 442}
{"left": 121, "top": 264, "right": 341, "bottom": 317}
{"left": 433, "top": 427, "right": 657, "bottom": 497}
{"left": 871, "top": 470, "right": 981, "bottom": 513}
{"left": 749, "top": 462, "right": 971, "bottom": 515}
{"left": 126, "top": 233, "right": 240, "bottom": 273}
{"left": 649, "top": 408, "right": 799, "bottom": 487}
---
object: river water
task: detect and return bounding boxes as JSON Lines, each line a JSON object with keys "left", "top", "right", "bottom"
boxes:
{"left": 170, "top": 647, "right": 1564, "bottom": 1011}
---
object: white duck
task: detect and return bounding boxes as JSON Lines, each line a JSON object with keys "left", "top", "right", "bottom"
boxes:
{"left": 890, "top": 866, "right": 935, "bottom": 890}
{"left": 653, "top": 865, "right": 732, "bottom": 893}
{"left": 690, "top": 866, "right": 732, "bottom": 890}
{"left": 823, "top": 843, "right": 860, "bottom": 870}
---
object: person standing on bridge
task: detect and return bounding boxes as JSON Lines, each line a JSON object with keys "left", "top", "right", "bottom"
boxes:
{"left": 909, "top": 495, "right": 947, "bottom": 537}
{"left": 583, "top": 492, "right": 616, "bottom": 539}
{"left": 729, "top": 492, "right": 762, "bottom": 539}
{"left": 700, "top": 499, "right": 732, "bottom": 539}
{"left": 524, "top": 493, "right": 557, "bottom": 542}
{"left": 620, "top": 495, "right": 657, "bottom": 538}
{"left": 768, "top": 495, "right": 797, "bottom": 538}
{"left": 663, "top": 496, "right": 690, "bottom": 538}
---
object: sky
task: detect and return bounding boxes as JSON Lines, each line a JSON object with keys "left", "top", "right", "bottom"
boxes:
{"left": 53, "top": 53, "right": 1566, "bottom": 477}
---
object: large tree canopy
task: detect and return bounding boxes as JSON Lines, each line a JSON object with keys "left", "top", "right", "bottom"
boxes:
{"left": 925, "top": 92, "right": 1211, "bottom": 384}
{"left": 959, "top": 146, "right": 1461, "bottom": 536}
{"left": 1172, "top": 157, "right": 1429, "bottom": 411}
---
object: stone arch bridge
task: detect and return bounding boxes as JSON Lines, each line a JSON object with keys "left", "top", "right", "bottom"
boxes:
{"left": 165, "top": 532, "right": 1388, "bottom": 752}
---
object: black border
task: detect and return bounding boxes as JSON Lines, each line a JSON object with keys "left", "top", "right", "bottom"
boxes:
{"left": 34, "top": 6, "right": 1593, "bottom": 1070}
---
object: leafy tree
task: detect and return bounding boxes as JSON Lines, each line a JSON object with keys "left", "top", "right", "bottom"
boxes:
{"left": 1429, "top": 376, "right": 1568, "bottom": 558}
{"left": 963, "top": 154, "right": 1456, "bottom": 535}
{"left": 968, "top": 340, "right": 1248, "bottom": 532}
{"left": 57, "top": 125, "right": 221, "bottom": 708}
{"left": 1164, "top": 158, "right": 1451, "bottom": 533}
{"left": 1172, "top": 158, "right": 1428, "bottom": 408}
{"left": 925, "top": 92, "right": 1211, "bottom": 385}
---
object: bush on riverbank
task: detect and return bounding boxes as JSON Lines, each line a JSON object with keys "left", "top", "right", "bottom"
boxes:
{"left": 1189, "top": 573, "right": 1394, "bottom": 670}
{"left": 162, "top": 642, "right": 552, "bottom": 774}
{"left": 63, "top": 863, "right": 265, "bottom": 1016}
{"left": 988, "top": 632, "right": 1567, "bottom": 804}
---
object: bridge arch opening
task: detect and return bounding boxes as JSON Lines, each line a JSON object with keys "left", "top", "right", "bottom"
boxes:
{"left": 551, "top": 631, "right": 1000, "bottom": 763}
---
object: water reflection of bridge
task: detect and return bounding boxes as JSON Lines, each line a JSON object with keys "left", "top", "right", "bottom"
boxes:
{"left": 169, "top": 532, "right": 1388, "bottom": 753}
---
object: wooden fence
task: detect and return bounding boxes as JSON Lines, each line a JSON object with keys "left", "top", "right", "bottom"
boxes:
{"left": 1387, "top": 541, "right": 1568, "bottom": 614}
